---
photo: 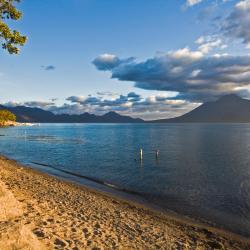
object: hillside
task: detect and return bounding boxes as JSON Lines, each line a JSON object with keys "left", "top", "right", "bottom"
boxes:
{"left": 0, "top": 105, "right": 143, "bottom": 123}
{"left": 152, "top": 94, "right": 250, "bottom": 123}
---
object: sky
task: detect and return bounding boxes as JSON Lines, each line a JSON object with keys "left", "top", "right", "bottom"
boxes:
{"left": 0, "top": 0, "right": 250, "bottom": 120}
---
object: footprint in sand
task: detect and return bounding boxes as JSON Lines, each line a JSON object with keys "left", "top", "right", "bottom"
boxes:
{"left": 33, "top": 228, "right": 45, "bottom": 238}
{"left": 47, "top": 218, "right": 54, "bottom": 223}
{"left": 54, "top": 238, "right": 67, "bottom": 247}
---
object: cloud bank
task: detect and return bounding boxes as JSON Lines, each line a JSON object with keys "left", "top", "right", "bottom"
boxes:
{"left": 59, "top": 92, "right": 198, "bottom": 120}
{"left": 3, "top": 92, "right": 199, "bottom": 120}
{"left": 93, "top": 50, "right": 250, "bottom": 102}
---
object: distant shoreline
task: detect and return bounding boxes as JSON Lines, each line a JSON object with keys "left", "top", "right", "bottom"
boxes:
{"left": 0, "top": 121, "right": 37, "bottom": 127}
{"left": 0, "top": 155, "right": 249, "bottom": 249}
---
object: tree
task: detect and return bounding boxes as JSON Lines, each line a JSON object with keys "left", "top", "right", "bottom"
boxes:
{"left": 0, "top": 109, "right": 16, "bottom": 126}
{"left": 0, "top": 0, "right": 26, "bottom": 54}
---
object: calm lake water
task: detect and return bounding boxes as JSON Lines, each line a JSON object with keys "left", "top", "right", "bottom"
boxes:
{"left": 0, "top": 123, "right": 250, "bottom": 236}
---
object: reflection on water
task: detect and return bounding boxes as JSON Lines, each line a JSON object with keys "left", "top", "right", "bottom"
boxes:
{"left": 0, "top": 123, "right": 250, "bottom": 236}
{"left": 16, "top": 135, "right": 84, "bottom": 144}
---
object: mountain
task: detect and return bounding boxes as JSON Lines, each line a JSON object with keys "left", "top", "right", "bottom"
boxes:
{"left": 2, "top": 106, "right": 56, "bottom": 123}
{"left": 0, "top": 105, "right": 144, "bottom": 123}
{"left": 1, "top": 94, "right": 249, "bottom": 123}
{"left": 100, "top": 111, "right": 143, "bottom": 123}
{"left": 153, "top": 94, "right": 250, "bottom": 123}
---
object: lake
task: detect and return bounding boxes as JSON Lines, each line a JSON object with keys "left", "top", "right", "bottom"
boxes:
{"left": 0, "top": 123, "right": 250, "bottom": 237}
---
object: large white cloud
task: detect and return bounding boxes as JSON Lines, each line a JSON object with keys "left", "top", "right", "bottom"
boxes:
{"left": 93, "top": 49, "right": 250, "bottom": 102}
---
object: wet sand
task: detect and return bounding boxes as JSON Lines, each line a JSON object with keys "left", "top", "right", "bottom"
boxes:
{"left": 0, "top": 156, "right": 249, "bottom": 249}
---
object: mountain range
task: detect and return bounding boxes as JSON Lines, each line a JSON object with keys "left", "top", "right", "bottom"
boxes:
{"left": 0, "top": 105, "right": 143, "bottom": 123}
{"left": 0, "top": 94, "right": 249, "bottom": 123}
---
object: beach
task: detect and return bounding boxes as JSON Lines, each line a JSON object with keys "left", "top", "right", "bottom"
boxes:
{"left": 0, "top": 156, "right": 249, "bottom": 250}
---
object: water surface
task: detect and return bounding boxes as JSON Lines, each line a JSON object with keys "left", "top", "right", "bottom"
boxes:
{"left": 0, "top": 123, "right": 250, "bottom": 236}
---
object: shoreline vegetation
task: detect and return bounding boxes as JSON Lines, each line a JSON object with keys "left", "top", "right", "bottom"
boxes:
{"left": 0, "top": 156, "right": 249, "bottom": 249}
{"left": 0, "top": 110, "right": 18, "bottom": 128}
{"left": 0, "top": 110, "right": 34, "bottom": 127}
{"left": 0, "top": 121, "right": 36, "bottom": 127}
{"left": 0, "top": 109, "right": 34, "bottom": 128}
{"left": 0, "top": 121, "right": 36, "bottom": 128}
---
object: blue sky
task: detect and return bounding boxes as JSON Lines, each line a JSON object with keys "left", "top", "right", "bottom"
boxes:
{"left": 0, "top": 0, "right": 249, "bottom": 119}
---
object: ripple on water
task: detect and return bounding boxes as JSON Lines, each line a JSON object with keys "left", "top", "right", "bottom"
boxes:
{"left": 15, "top": 135, "right": 85, "bottom": 144}
{"left": 239, "top": 175, "right": 250, "bottom": 219}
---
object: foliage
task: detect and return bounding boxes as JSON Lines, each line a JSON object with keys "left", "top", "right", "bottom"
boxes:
{"left": 0, "top": 109, "right": 16, "bottom": 126}
{"left": 0, "top": 0, "right": 26, "bottom": 54}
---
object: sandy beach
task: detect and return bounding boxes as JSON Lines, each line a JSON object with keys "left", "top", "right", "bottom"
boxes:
{"left": 0, "top": 156, "right": 249, "bottom": 250}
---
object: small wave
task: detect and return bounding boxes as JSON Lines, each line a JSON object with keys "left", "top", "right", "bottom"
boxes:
{"left": 31, "top": 161, "right": 141, "bottom": 196}
{"left": 238, "top": 176, "right": 250, "bottom": 218}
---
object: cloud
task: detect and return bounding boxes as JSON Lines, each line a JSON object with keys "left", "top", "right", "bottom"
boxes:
{"left": 197, "top": 5, "right": 216, "bottom": 21}
{"left": 129, "top": 96, "right": 199, "bottom": 120}
{"left": 222, "top": 0, "right": 250, "bottom": 48}
{"left": 2, "top": 101, "right": 20, "bottom": 107}
{"left": 42, "top": 65, "right": 56, "bottom": 71}
{"left": 127, "top": 92, "right": 141, "bottom": 98}
{"left": 48, "top": 103, "right": 85, "bottom": 115}
{"left": 67, "top": 94, "right": 131, "bottom": 107}
{"left": 53, "top": 92, "right": 198, "bottom": 120}
{"left": 23, "top": 101, "right": 55, "bottom": 108}
{"left": 93, "top": 51, "right": 250, "bottom": 102}
{"left": 195, "top": 36, "right": 227, "bottom": 54}
{"left": 170, "top": 47, "right": 204, "bottom": 60}
{"left": 186, "top": 0, "right": 203, "bottom": 7}
{"left": 3, "top": 101, "right": 55, "bottom": 109}
{"left": 66, "top": 96, "right": 85, "bottom": 103}
{"left": 96, "top": 91, "right": 119, "bottom": 97}
{"left": 92, "top": 54, "right": 120, "bottom": 70}
{"left": 186, "top": 0, "right": 231, "bottom": 8}
{"left": 92, "top": 53, "right": 134, "bottom": 71}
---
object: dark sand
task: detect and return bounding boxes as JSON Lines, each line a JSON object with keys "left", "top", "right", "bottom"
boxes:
{"left": 0, "top": 156, "right": 249, "bottom": 249}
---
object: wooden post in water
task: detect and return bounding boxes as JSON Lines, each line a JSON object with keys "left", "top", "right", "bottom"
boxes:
{"left": 156, "top": 150, "right": 159, "bottom": 159}
{"left": 140, "top": 148, "right": 143, "bottom": 161}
